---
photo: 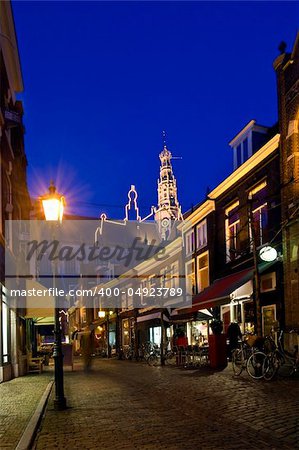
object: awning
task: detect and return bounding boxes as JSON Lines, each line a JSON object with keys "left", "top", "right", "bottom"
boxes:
{"left": 34, "top": 317, "right": 54, "bottom": 325}
{"left": 25, "top": 279, "right": 55, "bottom": 318}
{"left": 171, "top": 308, "right": 213, "bottom": 323}
{"left": 137, "top": 312, "right": 169, "bottom": 323}
{"left": 181, "top": 268, "right": 253, "bottom": 314}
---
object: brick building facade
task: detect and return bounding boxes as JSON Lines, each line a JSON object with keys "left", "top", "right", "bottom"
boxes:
{"left": 0, "top": 1, "right": 31, "bottom": 382}
{"left": 274, "top": 33, "right": 299, "bottom": 330}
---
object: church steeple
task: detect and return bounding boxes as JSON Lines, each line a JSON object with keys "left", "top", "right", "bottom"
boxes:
{"left": 155, "top": 132, "right": 182, "bottom": 238}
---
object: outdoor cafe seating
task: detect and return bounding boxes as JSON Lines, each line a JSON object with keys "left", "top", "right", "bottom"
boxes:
{"left": 173, "top": 344, "right": 209, "bottom": 368}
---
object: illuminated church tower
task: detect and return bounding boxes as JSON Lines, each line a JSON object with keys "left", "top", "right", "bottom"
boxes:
{"left": 155, "top": 132, "right": 182, "bottom": 238}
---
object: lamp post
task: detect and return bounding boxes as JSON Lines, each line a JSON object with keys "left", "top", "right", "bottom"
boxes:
{"left": 248, "top": 195, "right": 262, "bottom": 337}
{"left": 40, "top": 181, "right": 67, "bottom": 410}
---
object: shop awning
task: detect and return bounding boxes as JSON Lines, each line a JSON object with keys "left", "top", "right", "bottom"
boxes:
{"left": 171, "top": 308, "right": 213, "bottom": 323}
{"left": 25, "top": 279, "right": 55, "bottom": 318}
{"left": 137, "top": 312, "right": 169, "bottom": 323}
{"left": 181, "top": 268, "right": 253, "bottom": 314}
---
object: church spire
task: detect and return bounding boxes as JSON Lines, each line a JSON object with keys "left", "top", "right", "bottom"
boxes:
{"left": 162, "top": 130, "right": 167, "bottom": 148}
{"left": 155, "top": 133, "right": 182, "bottom": 238}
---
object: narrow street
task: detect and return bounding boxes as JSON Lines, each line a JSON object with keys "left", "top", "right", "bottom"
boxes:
{"left": 33, "top": 359, "right": 299, "bottom": 450}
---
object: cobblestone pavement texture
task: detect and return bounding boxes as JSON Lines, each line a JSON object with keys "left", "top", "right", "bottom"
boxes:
{"left": 0, "top": 372, "right": 53, "bottom": 450}
{"left": 34, "top": 358, "right": 299, "bottom": 450}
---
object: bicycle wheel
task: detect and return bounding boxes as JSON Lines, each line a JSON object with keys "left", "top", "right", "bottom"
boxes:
{"left": 164, "top": 351, "right": 174, "bottom": 365}
{"left": 232, "top": 349, "right": 244, "bottom": 376}
{"left": 124, "top": 350, "right": 132, "bottom": 360}
{"left": 147, "top": 354, "right": 159, "bottom": 366}
{"left": 247, "top": 351, "right": 267, "bottom": 380}
{"left": 263, "top": 353, "right": 280, "bottom": 381}
{"left": 278, "top": 360, "right": 296, "bottom": 377}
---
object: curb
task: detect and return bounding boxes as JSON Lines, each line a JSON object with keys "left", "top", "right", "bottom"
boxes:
{"left": 15, "top": 380, "right": 54, "bottom": 450}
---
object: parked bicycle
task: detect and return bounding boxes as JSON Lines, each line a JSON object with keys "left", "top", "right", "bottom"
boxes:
{"left": 146, "top": 345, "right": 175, "bottom": 366}
{"left": 263, "top": 330, "right": 299, "bottom": 380}
{"left": 123, "top": 344, "right": 135, "bottom": 360}
{"left": 138, "top": 342, "right": 152, "bottom": 362}
{"left": 147, "top": 344, "right": 161, "bottom": 366}
{"left": 232, "top": 334, "right": 267, "bottom": 380}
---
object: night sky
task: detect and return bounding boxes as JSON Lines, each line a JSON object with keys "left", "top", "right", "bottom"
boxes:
{"left": 12, "top": 1, "right": 299, "bottom": 219}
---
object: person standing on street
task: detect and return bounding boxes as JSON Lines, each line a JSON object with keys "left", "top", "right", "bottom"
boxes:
{"left": 227, "top": 321, "right": 242, "bottom": 361}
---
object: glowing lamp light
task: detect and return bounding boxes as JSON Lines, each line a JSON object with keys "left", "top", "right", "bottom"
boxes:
{"left": 98, "top": 310, "right": 106, "bottom": 318}
{"left": 41, "top": 181, "right": 65, "bottom": 222}
{"left": 259, "top": 245, "right": 278, "bottom": 262}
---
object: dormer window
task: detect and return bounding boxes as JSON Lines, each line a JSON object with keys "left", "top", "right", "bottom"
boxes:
{"left": 230, "top": 120, "right": 268, "bottom": 170}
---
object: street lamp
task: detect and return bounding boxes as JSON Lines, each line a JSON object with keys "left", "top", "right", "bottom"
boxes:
{"left": 41, "top": 181, "right": 65, "bottom": 222}
{"left": 40, "top": 181, "right": 67, "bottom": 410}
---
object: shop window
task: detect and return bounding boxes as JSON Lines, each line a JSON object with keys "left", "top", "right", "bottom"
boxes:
{"left": 260, "top": 272, "right": 276, "bottom": 292}
{"left": 187, "top": 321, "right": 208, "bottom": 346}
{"left": 1, "top": 286, "right": 9, "bottom": 364}
{"left": 149, "top": 326, "right": 161, "bottom": 346}
{"left": 196, "top": 220, "right": 207, "bottom": 250}
{"left": 122, "top": 319, "right": 130, "bottom": 346}
{"left": 249, "top": 181, "right": 268, "bottom": 248}
{"left": 225, "top": 201, "right": 240, "bottom": 262}
{"left": 197, "top": 252, "right": 209, "bottom": 293}
{"left": 262, "top": 305, "right": 276, "bottom": 337}
{"left": 244, "top": 301, "right": 255, "bottom": 333}
{"left": 185, "top": 230, "right": 194, "bottom": 255}
{"left": 80, "top": 308, "right": 86, "bottom": 324}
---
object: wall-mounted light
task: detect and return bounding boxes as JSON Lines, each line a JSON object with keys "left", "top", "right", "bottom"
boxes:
{"left": 259, "top": 245, "right": 278, "bottom": 262}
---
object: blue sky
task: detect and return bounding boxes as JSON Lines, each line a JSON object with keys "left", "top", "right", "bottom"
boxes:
{"left": 12, "top": 1, "right": 299, "bottom": 218}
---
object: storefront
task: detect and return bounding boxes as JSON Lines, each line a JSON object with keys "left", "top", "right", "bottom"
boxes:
{"left": 171, "top": 308, "right": 213, "bottom": 347}
{"left": 136, "top": 310, "right": 171, "bottom": 348}
{"left": 93, "top": 312, "right": 117, "bottom": 356}
{"left": 186, "top": 320, "right": 209, "bottom": 346}
{"left": 122, "top": 317, "right": 135, "bottom": 348}
{"left": 0, "top": 285, "right": 10, "bottom": 381}
{"left": 219, "top": 279, "right": 254, "bottom": 333}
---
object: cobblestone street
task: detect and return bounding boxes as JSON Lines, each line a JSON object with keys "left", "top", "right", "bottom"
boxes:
{"left": 34, "top": 359, "right": 299, "bottom": 450}
{"left": 0, "top": 372, "right": 52, "bottom": 449}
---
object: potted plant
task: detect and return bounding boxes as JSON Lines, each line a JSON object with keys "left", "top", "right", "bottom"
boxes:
{"left": 210, "top": 319, "right": 223, "bottom": 335}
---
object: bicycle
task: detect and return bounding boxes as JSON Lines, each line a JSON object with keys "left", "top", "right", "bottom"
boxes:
{"left": 263, "top": 330, "right": 299, "bottom": 380}
{"left": 137, "top": 342, "right": 152, "bottom": 362}
{"left": 146, "top": 344, "right": 174, "bottom": 366}
{"left": 231, "top": 336, "right": 252, "bottom": 376}
{"left": 232, "top": 335, "right": 267, "bottom": 380}
{"left": 246, "top": 350, "right": 267, "bottom": 380}
{"left": 123, "top": 344, "right": 135, "bottom": 360}
{"left": 147, "top": 344, "right": 160, "bottom": 366}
